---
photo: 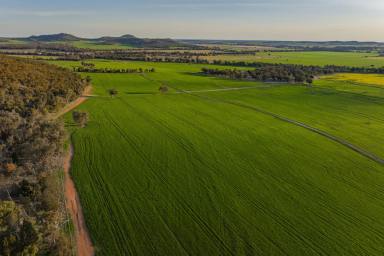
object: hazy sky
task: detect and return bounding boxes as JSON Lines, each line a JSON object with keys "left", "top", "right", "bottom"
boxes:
{"left": 1, "top": 0, "right": 383, "bottom": 41}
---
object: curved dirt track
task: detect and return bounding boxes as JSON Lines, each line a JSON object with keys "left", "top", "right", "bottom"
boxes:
{"left": 58, "top": 86, "right": 94, "bottom": 256}
{"left": 64, "top": 146, "right": 95, "bottom": 256}
{"left": 52, "top": 86, "right": 93, "bottom": 120}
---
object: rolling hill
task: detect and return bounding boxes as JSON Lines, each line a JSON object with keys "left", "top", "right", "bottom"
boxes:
{"left": 1, "top": 33, "right": 189, "bottom": 49}
{"left": 28, "top": 33, "right": 81, "bottom": 42}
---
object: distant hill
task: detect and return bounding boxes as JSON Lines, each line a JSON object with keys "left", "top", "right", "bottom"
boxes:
{"left": 28, "top": 33, "right": 81, "bottom": 42}
{"left": 94, "top": 34, "right": 184, "bottom": 48}
{"left": 7, "top": 33, "right": 189, "bottom": 49}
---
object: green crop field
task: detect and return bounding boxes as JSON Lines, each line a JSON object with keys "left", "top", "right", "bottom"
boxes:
{"left": 53, "top": 59, "right": 384, "bottom": 255}
{"left": 204, "top": 51, "right": 384, "bottom": 67}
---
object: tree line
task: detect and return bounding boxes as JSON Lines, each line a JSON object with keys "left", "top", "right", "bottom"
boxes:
{"left": 0, "top": 42, "right": 81, "bottom": 53}
{"left": 202, "top": 62, "right": 384, "bottom": 83}
{"left": 202, "top": 66, "right": 316, "bottom": 83}
{"left": 210, "top": 60, "right": 384, "bottom": 74}
{"left": 0, "top": 55, "right": 88, "bottom": 255}
{"left": 73, "top": 66, "right": 156, "bottom": 73}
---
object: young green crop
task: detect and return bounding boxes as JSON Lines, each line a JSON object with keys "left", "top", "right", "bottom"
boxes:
{"left": 55, "top": 59, "right": 384, "bottom": 255}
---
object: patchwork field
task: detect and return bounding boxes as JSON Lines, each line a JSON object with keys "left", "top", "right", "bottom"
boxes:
{"left": 322, "top": 73, "right": 384, "bottom": 87}
{"left": 204, "top": 51, "right": 384, "bottom": 67}
{"left": 71, "top": 41, "right": 134, "bottom": 50}
{"left": 55, "top": 59, "right": 384, "bottom": 255}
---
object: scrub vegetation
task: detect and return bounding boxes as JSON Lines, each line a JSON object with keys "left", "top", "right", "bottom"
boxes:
{"left": 0, "top": 55, "right": 88, "bottom": 255}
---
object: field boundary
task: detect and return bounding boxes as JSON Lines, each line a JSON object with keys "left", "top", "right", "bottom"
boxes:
{"left": 141, "top": 73, "right": 384, "bottom": 165}
{"left": 175, "top": 88, "right": 384, "bottom": 166}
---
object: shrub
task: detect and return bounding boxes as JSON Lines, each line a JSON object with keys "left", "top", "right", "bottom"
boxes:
{"left": 108, "top": 88, "right": 118, "bottom": 97}
{"left": 159, "top": 85, "right": 169, "bottom": 93}
{"left": 41, "top": 174, "right": 60, "bottom": 211}
{"left": 5, "top": 163, "right": 17, "bottom": 174}
{"left": 72, "top": 111, "right": 89, "bottom": 128}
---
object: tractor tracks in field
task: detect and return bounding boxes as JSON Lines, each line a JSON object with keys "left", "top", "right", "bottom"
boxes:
{"left": 195, "top": 92, "right": 384, "bottom": 165}
{"left": 103, "top": 105, "right": 242, "bottom": 255}
{"left": 157, "top": 80, "right": 384, "bottom": 166}
{"left": 220, "top": 99, "right": 384, "bottom": 165}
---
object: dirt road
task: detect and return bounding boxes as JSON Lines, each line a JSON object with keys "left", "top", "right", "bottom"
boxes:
{"left": 64, "top": 145, "right": 95, "bottom": 256}
{"left": 52, "top": 86, "right": 93, "bottom": 120}
{"left": 58, "top": 86, "right": 94, "bottom": 256}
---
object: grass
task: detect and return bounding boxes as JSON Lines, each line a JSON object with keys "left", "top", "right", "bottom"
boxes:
{"left": 322, "top": 73, "right": 384, "bottom": 87}
{"left": 0, "top": 39, "right": 27, "bottom": 44}
{"left": 204, "top": 51, "right": 384, "bottom": 67}
{"left": 53, "top": 59, "right": 384, "bottom": 255}
{"left": 71, "top": 41, "right": 134, "bottom": 50}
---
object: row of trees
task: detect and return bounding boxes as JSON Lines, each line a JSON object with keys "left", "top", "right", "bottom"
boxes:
{"left": 202, "top": 67, "right": 316, "bottom": 83}
{"left": 202, "top": 61, "right": 384, "bottom": 83}
{"left": 52, "top": 53, "right": 204, "bottom": 64}
{"left": 73, "top": 66, "right": 156, "bottom": 73}
{"left": 0, "top": 55, "right": 89, "bottom": 255}
{"left": 81, "top": 61, "right": 95, "bottom": 67}
{"left": 0, "top": 42, "right": 81, "bottom": 52}
{"left": 210, "top": 60, "right": 384, "bottom": 74}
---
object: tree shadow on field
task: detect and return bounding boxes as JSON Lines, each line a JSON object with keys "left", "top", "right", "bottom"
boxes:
{"left": 181, "top": 71, "right": 208, "bottom": 77}
{"left": 182, "top": 71, "right": 254, "bottom": 82}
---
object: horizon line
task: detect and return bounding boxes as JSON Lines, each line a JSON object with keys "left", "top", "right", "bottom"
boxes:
{"left": 1, "top": 33, "right": 384, "bottom": 44}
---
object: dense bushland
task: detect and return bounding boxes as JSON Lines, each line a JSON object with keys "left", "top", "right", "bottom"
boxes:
{"left": 0, "top": 55, "right": 87, "bottom": 114}
{"left": 0, "top": 55, "right": 88, "bottom": 255}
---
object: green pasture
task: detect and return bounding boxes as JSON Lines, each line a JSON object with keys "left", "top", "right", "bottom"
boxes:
{"left": 205, "top": 51, "right": 384, "bottom": 67}
{"left": 54, "top": 59, "right": 384, "bottom": 255}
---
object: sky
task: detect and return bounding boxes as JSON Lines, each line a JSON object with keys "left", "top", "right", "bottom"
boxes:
{"left": 0, "top": 0, "right": 383, "bottom": 41}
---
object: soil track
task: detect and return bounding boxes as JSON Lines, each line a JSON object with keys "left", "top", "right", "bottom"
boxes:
{"left": 58, "top": 86, "right": 94, "bottom": 256}
{"left": 52, "top": 86, "right": 93, "bottom": 120}
{"left": 64, "top": 146, "right": 94, "bottom": 256}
